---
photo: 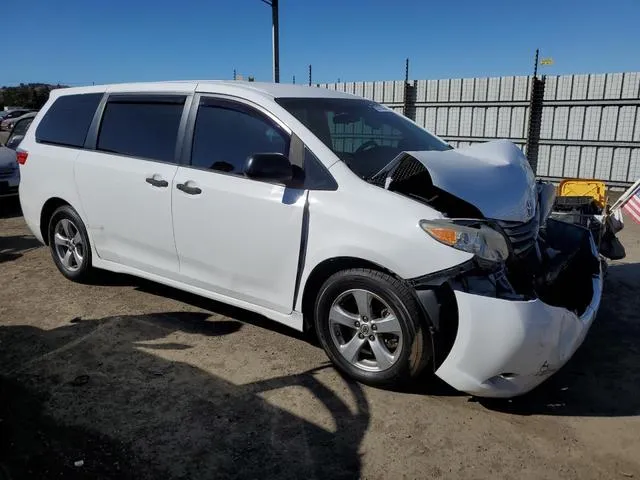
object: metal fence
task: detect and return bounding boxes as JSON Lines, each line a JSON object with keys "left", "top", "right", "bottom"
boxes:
{"left": 318, "top": 72, "right": 640, "bottom": 188}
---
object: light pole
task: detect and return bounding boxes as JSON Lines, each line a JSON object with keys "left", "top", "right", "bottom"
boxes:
{"left": 261, "top": 0, "right": 280, "bottom": 83}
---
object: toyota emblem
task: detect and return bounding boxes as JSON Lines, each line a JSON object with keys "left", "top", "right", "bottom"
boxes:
{"left": 525, "top": 198, "right": 535, "bottom": 218}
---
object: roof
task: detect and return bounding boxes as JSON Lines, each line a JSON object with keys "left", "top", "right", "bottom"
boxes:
{"left": 49, "top": 80, "right": 360, "bottom": 101}
{"left": 197, "top": 81, "right": 359, "bottom": 99}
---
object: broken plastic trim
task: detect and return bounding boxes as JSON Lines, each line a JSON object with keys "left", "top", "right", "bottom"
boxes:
{"left": 410, "top": 219, "right": 601, "bottom": 317}
{"left": 408, "top": 259, "right": 475, "bottom": 288}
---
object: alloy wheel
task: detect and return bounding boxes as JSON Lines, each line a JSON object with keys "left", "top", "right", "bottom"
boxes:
{"left": 328, "top": 289, "right": 403, "bottom": 372}
{"left": 53, "top": 218, "right": 84, "bottom": 272}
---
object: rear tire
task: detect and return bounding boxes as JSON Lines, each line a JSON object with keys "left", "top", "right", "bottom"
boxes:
{"left": 314, "top": 268, "right": 431, "bottom": 387}
{"left": 48, "top": 205, "right": 93, "bottom": 282}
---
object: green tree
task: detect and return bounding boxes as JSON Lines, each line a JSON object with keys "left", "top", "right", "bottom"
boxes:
{"left": 0, "top": 83, "right": 67, "bottom": 109}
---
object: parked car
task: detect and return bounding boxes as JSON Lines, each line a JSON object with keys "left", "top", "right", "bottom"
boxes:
{"left": 1, "top": 109, "right": 32, "bottom": 130}
{"left": 0, "top": 112, "right": 35, "bottom": 198}
{"left": 17, "top": 82, "right": 605, "bottom": 398}
{"left": 0, "top": 109, "right": 31, "bottom": 130}
{"left": 1, "top": 110, "right": 36, "bottom": 131}
{"left": 0, "top": 109, "right": 24, "bottom": 120}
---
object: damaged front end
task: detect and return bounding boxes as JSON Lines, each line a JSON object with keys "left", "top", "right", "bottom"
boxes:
{"left": 375, "top": 140, "right": 608, "bottom": 397}
{"left": 376, "top": 140, "right": 602, "bottom": 314}
{"left": 420, "top": 216, "right": 602, "bottom": 316}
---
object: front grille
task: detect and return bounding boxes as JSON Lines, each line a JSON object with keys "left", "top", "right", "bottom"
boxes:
{"left": 369, "top": 155, "right": 425, "bottom": 186}
{"left": 495, "top": 216, "right": 539, "bottom": 257}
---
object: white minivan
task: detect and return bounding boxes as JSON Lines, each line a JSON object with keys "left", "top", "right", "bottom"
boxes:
{"left": 18, "top": 81, "right": 604, "bottom": 398}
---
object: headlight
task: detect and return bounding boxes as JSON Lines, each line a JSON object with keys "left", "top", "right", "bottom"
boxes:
{"left": 419, "top": 219, "right": 509, "bottom": 262}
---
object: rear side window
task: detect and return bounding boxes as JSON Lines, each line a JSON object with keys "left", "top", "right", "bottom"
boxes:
{"left": 36, "top": 93, "right": 102, "bottom": 148}
{"left": 97, "top": 97, "right": 185, "bottom": 163}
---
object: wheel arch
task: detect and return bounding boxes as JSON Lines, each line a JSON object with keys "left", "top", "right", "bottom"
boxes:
{"left": 40, "top": 197, "right": 73, "bottom": 245}
{"left": 300, "top": 256, "right": 400, "bottom": 331}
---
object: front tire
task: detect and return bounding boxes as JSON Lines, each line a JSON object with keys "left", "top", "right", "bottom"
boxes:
{"left": 48, "top": 205, "right": 93, "bottom": 282}
{"left": 314, "top": 268, "right": 431, "bottom": 387}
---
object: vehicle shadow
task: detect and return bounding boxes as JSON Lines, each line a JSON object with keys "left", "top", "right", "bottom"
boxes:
{"left": 89, "top": 270, "right": 311, "bottom": 343}
{"left": 0, "top": 312, "right": 369, "bottom": 480}
{"left": 0, "top": 376, "right": 166, "bottom": 480}
{"left": 0, "top": 234, "right": 42, "bottom": 263}
{"left": 81, "top": 260, "right": 640, "bottom": 418}
{"left": 480, "top": 262, "right": 640, "bottom": 417}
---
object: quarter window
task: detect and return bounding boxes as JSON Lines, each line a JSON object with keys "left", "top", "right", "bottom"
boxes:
{"left": 97, "top": 98, "right": 185, "bottom": 163}
{"left": 191, "top": 101, "right": 289, "bottom": 174}
{"left": 36, "top": 93, "right": 102, "bottom": 148}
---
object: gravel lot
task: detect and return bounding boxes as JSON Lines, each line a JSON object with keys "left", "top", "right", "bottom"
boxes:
{"left": 1, "top": 198, "right": 639, "bottom": 479}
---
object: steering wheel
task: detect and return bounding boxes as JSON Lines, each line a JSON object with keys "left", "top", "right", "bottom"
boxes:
{"left": 355, "top": 140, "right": 379, "bottom": 154}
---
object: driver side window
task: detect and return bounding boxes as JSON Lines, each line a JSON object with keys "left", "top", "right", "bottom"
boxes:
{"left": 191, "top": 100, "right": 289, "bottom": 175}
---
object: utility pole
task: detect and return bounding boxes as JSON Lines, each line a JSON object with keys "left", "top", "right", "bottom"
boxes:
{"left": 261, "top": 0, "right": 280, "bottom": 83}
{"left": 233, "top": 69, "right": 237, "bottom": 81}
{"left": 308, "top": 64, "right": 312, "bottom": 86}
{"left": 293, "top": 75, "right": 295, "bottom": 84}
{"left": 533, "top": 48, "right": 539, "bottom": 78}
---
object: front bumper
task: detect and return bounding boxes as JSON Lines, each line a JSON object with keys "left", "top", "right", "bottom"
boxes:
{"left": 432, "top": 224, "right": 603, "bottom": 398}
{"left": 435, "top": 274, "right": 602, "bottom": 398}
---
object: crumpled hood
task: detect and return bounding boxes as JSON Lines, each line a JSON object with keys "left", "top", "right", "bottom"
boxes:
{"left": 402, "top": 140, "right": 538, "bottom": 222}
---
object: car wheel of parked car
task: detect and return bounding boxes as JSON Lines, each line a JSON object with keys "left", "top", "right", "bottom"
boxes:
{"left": 314, "top": 268, "right": 431, "bottom": 387}
{"left": 48, "top": 205, "right": 93, "bottom": 282}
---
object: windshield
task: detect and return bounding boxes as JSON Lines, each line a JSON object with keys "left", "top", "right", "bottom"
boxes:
{"left": 276, "top": 97, "right": 451, "bottom": 179}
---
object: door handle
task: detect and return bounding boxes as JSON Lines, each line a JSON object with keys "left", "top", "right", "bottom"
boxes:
{"left": 176, "top": 183, "right": 202, "bottom": 195}
{"left": 146, "top": 176, "right": 168, "bottom": 188}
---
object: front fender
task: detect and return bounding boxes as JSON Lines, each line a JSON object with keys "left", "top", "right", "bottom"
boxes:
{"left": 296, "top": 180, "right": 473, "bottom": 311}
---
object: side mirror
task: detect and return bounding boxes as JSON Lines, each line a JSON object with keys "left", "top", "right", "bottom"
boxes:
{"left": 5, "top": 134, "right": 24, "bottom": 150}
{"left": 244, "top": 153, "right": 293, "bottom": 184}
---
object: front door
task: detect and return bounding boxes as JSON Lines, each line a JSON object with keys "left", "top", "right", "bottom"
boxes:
{"left": 171, "top": 96, "right": 306, "bottom": 313}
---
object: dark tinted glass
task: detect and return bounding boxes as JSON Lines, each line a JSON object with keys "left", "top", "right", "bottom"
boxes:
{"left": 11, "top": 117, "right": 34, "bottom": 137}
{"left": 97, "top": 100, "right": 184, "bottom": 162}
{"left": 6, "top": 110, "right": 28, "bottom": 119}
{"left": 36, "top": 93, "right": 102, "bottom": 147}
{"left": 191, "top": 104, "right": 288, "bottom": 174}
{"left": 302, "top": 147, "right": 337, "bottom": 190}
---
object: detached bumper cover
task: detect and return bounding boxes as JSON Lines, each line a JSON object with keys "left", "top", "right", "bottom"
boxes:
{"left": 434, "top": 236, "right": 603, "bottom": 398}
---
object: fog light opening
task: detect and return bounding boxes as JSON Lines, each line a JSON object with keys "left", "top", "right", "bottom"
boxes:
{"left": 499, "top": 372, "right": 519, "bottom": 379}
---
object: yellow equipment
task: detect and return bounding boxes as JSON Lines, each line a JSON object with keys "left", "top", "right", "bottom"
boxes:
{"left": 557, "top": 179, "right": 607, "bottom": 209}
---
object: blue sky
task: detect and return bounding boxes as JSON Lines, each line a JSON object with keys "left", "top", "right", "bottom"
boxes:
{"left": 4, "top": 0, "right": 640, "bottom": 86}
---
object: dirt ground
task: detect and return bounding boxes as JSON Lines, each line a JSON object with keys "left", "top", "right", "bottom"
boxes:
{"left": 1, "top": 197, "right": 639, "bottom": 480}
